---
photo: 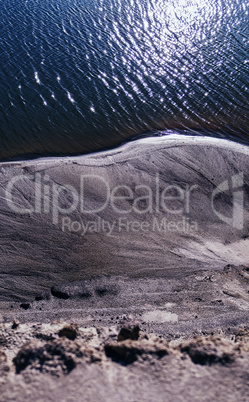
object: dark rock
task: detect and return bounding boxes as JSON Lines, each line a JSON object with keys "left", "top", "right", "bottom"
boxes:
{"left": 58, "top": 324, "right": 79, "bottom": 341}
{"left": 51, "top": 283, "right": 92, "bottom": 299}
{"left": 13, "top": 339, "right": 83, "bottom": 375}
{"left": 12, "top": 321, "right": 20, "bottom": 329}
{"left": 20, "top": 303, "right": 30, "bottom": 310}
{"left": 180, "top": 336, "right": 237, "bottom": 366}
{"left": 105, "top": 339, "right": 169, "bottom": 365}
{"left": 105, "top": 343, "right": 141, "bottom": 364}
{"left": 118, "top": 325, "right": 140, "bottom": 342}
{"left": 51, "top": 285, "right": 70, "bottom": 299}
{"left": 117, "top": 316, "right": 140, "bottom": 341}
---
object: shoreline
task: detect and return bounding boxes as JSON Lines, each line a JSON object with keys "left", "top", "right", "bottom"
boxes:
{"left": 1, "top": 128, "right": 249, "bottom": 164}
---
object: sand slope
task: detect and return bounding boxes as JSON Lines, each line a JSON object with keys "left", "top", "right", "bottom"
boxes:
{"left": 0, "top": 135, "right": 248, "bottom": 302}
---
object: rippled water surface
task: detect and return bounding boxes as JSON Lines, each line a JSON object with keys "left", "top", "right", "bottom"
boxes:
{"left": 0, "top": 0, "right": 248, "bottom": 158}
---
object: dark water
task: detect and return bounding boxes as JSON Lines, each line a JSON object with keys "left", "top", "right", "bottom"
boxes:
{"left": 0, "top": 0, "right": 248, "bottom": 159}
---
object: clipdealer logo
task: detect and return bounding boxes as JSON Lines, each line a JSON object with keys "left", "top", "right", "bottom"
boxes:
{"left": 211, "top": 172, "right": 244, "bottom": 230}
{"left": 4, "top": 172, "right": 198, "bottom": 228}
{"left": 4, "top": 171, "right": 246, "bottom": 232}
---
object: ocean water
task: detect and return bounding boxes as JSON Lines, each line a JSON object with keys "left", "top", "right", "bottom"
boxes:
{"left": 0, "top": 0, "right": 248, "bottom": 159}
